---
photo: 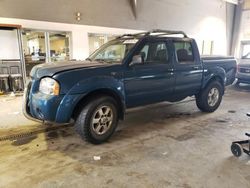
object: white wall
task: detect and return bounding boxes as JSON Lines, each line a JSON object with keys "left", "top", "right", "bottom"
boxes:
{"left": 0, "top": 0, "right": 230, "bottom": 60}
{"left": 193, "top": 16, "right": 227, "bottom": 55}
{"left": 0, "top": 30, "right": 20, "bottom": 59}
{"left": 235, "top": 10, "right": 250, "bottom": 58}
{"left": 240, "top": 10, "right": 250, "bottom": 39}
{"left": 0, "top": 17, "right": 142, "bottom": 60}
{"left": 0, "top": 0, "right": 233, "bottom": 57}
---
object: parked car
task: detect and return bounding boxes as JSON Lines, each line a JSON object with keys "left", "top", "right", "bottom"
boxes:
{"left": 23, "top": 30, "right": 237, "bottom": 144}
{"left": 236, "top": 41, "right": 250, "bottom": 84}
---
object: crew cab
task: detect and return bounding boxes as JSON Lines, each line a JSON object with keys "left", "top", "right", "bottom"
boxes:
{"left": 23, "top": 30, "right": 236, "bottom": 144}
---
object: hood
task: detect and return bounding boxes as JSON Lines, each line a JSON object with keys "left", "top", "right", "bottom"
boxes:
{"left": 30, "top": 60, "right": 108, "bottom": 79}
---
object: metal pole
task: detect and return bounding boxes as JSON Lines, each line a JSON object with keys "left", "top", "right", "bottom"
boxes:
{"left": 230, "top": 2, "right": 243, "bottom": 56}
{"left": 17, "top": 28, "right": 26, "bottom": 87}
{"left": 45, "top": 32, "right": 50, "bottom": 63}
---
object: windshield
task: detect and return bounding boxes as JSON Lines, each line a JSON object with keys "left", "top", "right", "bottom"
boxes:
{"left": 242, "top": 43, "right": 250, "bottom": 59}
{"left": 89, "top": 38, "right": 138, "bottom": 63}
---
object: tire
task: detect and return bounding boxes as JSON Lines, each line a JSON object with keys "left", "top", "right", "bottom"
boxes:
{"left": 75, "top": 96, "right": 119, "bottom": 144}
{"left": 196, "top": 81, "right": 223, "bottom": 112}
{"left": 235, "top": 80, "right": 240, "bottom": 86}
{"left": 231, "top": 143, "right": 243, "bottom": 157}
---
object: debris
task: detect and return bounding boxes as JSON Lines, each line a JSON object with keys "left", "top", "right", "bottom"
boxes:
{"left": 228, "top": 110, "right": 236, "bottom": 113}
{"left": 216, "top": 119, "right": 228, "bottom": 123}
{"left": 9, "top": 92, "right": 16, "bottom": 97}
{"left": 162, "top": 152, "right": 168, "bottom": 155}
{"left": 93, "top": 156, "right": 101, "bottom": 161}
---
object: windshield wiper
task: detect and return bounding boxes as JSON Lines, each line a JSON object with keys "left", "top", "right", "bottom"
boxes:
{"left": 85, "top": 58, "right": 92, "bottom": 61}
{"left": 94, "top": 58, "right": 121, "bottom": 64}
{"left": 94, "top": 59, "right": 108, "bottom": 63}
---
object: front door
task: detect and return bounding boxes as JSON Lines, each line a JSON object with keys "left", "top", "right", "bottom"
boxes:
{"left": 124, "top": 40, "right": 175, "bottom": 107}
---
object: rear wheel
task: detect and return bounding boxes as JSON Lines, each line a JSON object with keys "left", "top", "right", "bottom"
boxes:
{"left": 75, "top": 96, "right": 118, "bottom": 144}
{"left": 196, "top": 81, "right": 223, "bottom": 112}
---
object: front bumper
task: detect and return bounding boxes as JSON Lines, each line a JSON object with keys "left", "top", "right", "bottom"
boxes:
{"left": 23, "top": 80, "right": 77, "bottom": 124}
{"left": 22, "top": 81, "right": 65, "bottom": 124}
{"left": 22, "top": 87, "right": 43, "bottom": 123}
{"left": 236, "top": 72, "right": 250, "bottom": 84}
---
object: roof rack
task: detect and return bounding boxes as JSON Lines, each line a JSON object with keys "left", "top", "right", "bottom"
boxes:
{"left": 116, "top": 31, "right": 149, "bottom": 39}
{"left": 149, "top": 29, "right": 188, "bottom": 38}
{"left": 116, "top": 29, "right": 188, "bottom": 39}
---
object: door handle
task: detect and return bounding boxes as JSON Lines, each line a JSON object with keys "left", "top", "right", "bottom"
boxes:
{"left": 111, "top": 72, "right": 117, "bottom": 76}
{"left": 167, "top": 68, "right": 174, "bottom": 72}
{"left": 193, "top": 66, "right": 199, "bottom": 70}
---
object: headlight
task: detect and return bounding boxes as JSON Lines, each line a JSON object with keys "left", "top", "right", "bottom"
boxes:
{"left": 39, "top": 77, "right": 60, "bottom": 95}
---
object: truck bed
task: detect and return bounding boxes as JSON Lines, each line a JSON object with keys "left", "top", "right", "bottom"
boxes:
{"left": 201, "top": 56, "right": 237, "bottom": 85}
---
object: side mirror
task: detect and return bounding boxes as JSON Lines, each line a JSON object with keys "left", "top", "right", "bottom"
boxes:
{"left": 130, "top": 55, "right": 143, "bottom": 66}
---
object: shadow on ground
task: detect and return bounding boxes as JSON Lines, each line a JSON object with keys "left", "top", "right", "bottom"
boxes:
{"left": 39, "top": 101, "right": 207, "bottom": 163}
{"left": 230, "top": 83, "right": 250, "bottom": 92}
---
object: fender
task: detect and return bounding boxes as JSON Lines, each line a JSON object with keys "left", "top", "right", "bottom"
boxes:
{"left": 55, "top": 76, "right": 125, "bottom": 123}
{"left": 202, "top": 66, "right": 226, "bottom": 89}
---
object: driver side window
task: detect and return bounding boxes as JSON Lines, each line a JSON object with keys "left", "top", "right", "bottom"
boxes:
{"left": 139, "top": 42, "right": 169, "bottom": 64}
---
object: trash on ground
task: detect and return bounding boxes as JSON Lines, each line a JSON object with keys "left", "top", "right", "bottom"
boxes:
{"left": 8, "top": 112, "right": 20, "bottom": 115}
{"left": 246, "top": 161, "right": 250, "bottom": 165}
{"left": 9, "top": 92, "right": 16, "bottom": 97}
{"left": 93, "top": 156, "right": 101, "bottom": 161}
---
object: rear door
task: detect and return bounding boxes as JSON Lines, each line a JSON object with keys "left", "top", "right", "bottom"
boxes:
{"left": 173, "top": 39, "right": 203, "bottom": 96}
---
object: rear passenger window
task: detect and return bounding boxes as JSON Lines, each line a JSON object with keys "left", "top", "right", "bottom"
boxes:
{"left": 139, "top": 42, "right": 169, "bottom": 64}
{"left": 174, "top": 41, "right": 194, "bottom": 64}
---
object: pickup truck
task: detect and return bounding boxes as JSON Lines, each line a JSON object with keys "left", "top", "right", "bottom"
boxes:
{"left": 236, "top": 41, "right": 250, "bottom": 84}
{"left": 23, "top": 30, "right": 236, "bottom": 144}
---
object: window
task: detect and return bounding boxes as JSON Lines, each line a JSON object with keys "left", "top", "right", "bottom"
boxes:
{"left": 49, "top": 32, "right": 70, "bottom": 62}
{"left": 88, "top": 33, "right": 117, "bottom": 54}
{"left": 94, "top": 44, "right": 126, "bottom": 61}
{"left": 241, "top": 43, "right": 250, "bottom": 59}
{"left": 89, "top": 39, "right": 138, "bottom": 63}
{"left": 22, "top": 31, "right": 46, "bottom": 76}
{"left": 22, "top": 30, "right": 71, "bottom": 76}
{"left": 139, "top": 42, "right": 169, "bottom": 64}
{"left": 0, "top": 30, "right": 20, "bottom": 59}
{"left": 201, "top": 40, "right": 214, "bottom": 55}
{"left": 174, "top": 41, "right": 194, "bottom": 63}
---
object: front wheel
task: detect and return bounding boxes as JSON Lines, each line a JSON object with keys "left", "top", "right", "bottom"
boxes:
{"left": 75, "top": 96, "right": 119, "bottom": 144}
{"left": 196, "top": 81, "right": 223, "bottom": 112}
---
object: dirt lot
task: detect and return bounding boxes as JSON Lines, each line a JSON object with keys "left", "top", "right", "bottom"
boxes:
{"left": 0, "top": 85, "right": 250, "bottom": 188}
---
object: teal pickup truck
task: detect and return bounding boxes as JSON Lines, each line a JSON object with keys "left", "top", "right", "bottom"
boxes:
{"left": 23, "top": 30, "right": 236, "bottom": 144}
